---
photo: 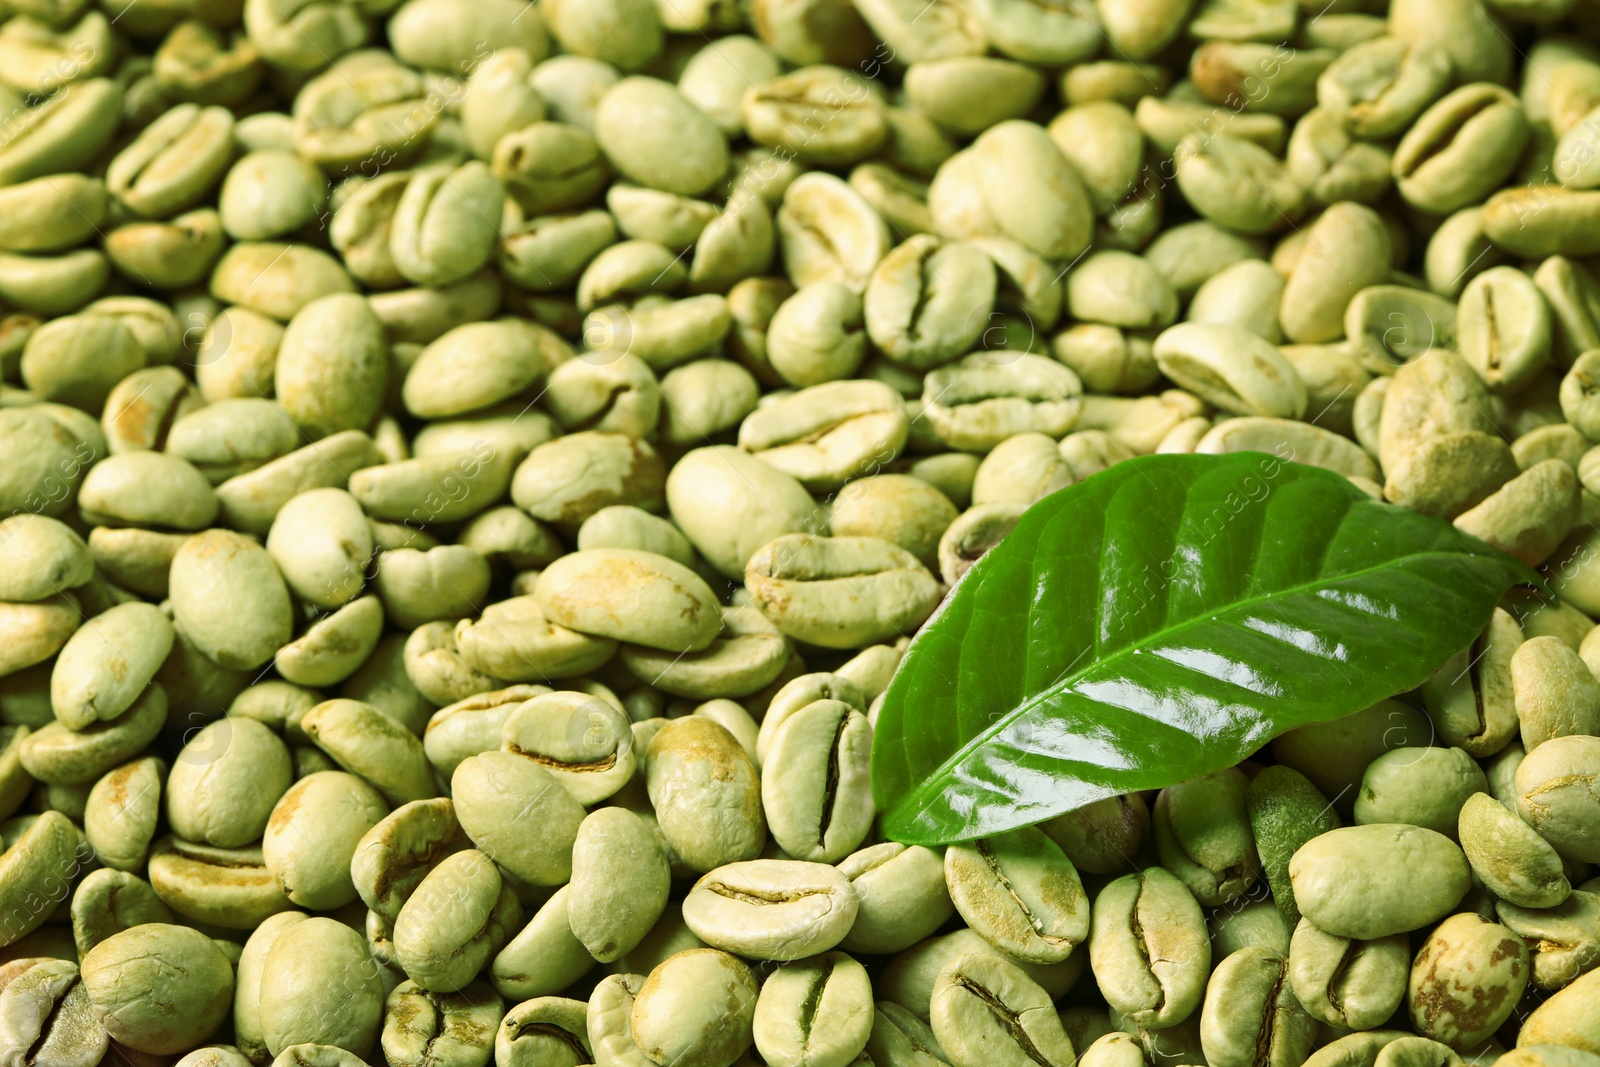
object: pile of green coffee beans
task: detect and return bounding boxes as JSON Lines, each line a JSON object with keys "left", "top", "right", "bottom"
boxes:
{"left": 4, "top": 0, "right": 1600, "bottom": 1064}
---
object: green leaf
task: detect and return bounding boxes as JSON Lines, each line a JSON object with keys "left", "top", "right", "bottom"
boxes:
{"left": 873, "top": 452, "right": 1537, "bottom": 846}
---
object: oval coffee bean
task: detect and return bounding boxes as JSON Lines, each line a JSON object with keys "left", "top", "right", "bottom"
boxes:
{"left": 630, "top": 949, "right": 757, "bottom": 1067}
{"left": 761, "top": 697, "right": 874, "bottom": 863}
{"left": 647, "top": 717, "right": 766, "bottom": 873}
{"left": 929, "top": 952, "right": 1077, "bottom": 1067}
{"left": 682, "top": 859, "right": 860, "bottom": 961}
{"left": 1199, "top": 946, "right": 1317, "bottom": 1067}
{"left": 1289, "top": 825, "right": 1471, "bottom": 938}
{"left": 1088, "top": 866, "right": 1211, "bottom": 1029}
{"left": 944, "top": 826, "right": 1090, "bottom": 965}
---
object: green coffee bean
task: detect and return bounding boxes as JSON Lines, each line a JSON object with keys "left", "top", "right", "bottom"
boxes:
{"left": 1277, "top": 203, "right": 1393, "bottom": 345}
{"left": 630, "top": 949, "right": 757, "bottom": 1067}
{"left": 166, "top": 717, "right": 292, "bottom": 847}
{"left": 20, "top": 682, "right": 167, "bottom": 786}
{"left": 1200, "top": 946, "right": 1317, "bottom": 1067}
{"left": 512, "top": 433, "right": 667, "bottom": 529}
{"left": 380, "top": 979, "right": 502, "bottom": 1067}
{"left": 1518, "top": 967, "right": 1600, "bottom": 1049}
{"left": 622, "top": 605, "right": 791, "bottom": 701}
{"left": 944, "top": 826, "right": 1088, "bottom": 965}
{"left": 1460, "top": 791, "right": 1572, "bottom": 909}
{"left": 1372, "top": 1036, "right": 1466, "bottom": 1067}
{"left": 592, "top": 78, "right": 727, "bottom": 199}
{"left": 82, "top": 756, "right": 164, "bottom": 872}
{"left": 745, "top": 535, "right": 939, "bottom": 649}
{"left": 866, "top": 999, "right": 949, "bottom": 1067}
{"left": 393, "top": 849, "right": 523, "bottom": 994}
{"left": 1495, "top": 890, "right": 1600, "bottom": 991}
{"left": 258, "top": 916, "right": 385, "bottom": 1058}
{"left": 489, "top": 886, "right": 594, "bottom": 1003}
{"left": 746, "top": 662, "right": 851, "bottom": 736}
{"left": 0, "top": 811, "right": 88, "bottom": 948}
{"left": 1154, "top": 768, "right": 1263, "bottom": 907}
{"left": 1421, "top": 609, "right": 1523, "bottom": 756}
{"left": 665, "top": 444, "right": 819, "bottom": 580}
{"left": 1514, "top": 635, "right": 1600, "bottom": 753}
{"left": 881, "top": 926, "right": 1084, "bottom": 1022}
{"left": 1154, "top": 322, "right": 1307, "bottom": 419}
{"left": 146, "top": 835, "right": 293, "bottom": 931}
{"left": 1290, "top": 824, "right": 1471, "bottom": 938}
{"left": 584, "top": 972, "right": 650, "bottom": 1066}
{"left": 374, "top": 545, "right": 492, "bottom": 630}
{"left": 350, "top": 798, "right": 468, "bottom": 928}
{"left": 1088, "top": 866, "right": 1210, "bottom": 1030}
{"left": 1247, "top": 766, "right": 1339, "bottom": 929}
{"left": 744, "top": 65, "right": 888, "bottom": 167}
{"left": 1288, "top": 918, "right": 1408, "bottom": 1030}
{"left": 682, "top": 859, "right": 858, "bottom": 961}
{"left": 453, "top": 596, "right": 616, "bottom": 685}
{"left": 761, "top": 697, "right": 873, "bottom": 863}
{"left": 48, "top": 602, "right": 171, "bottom": 731}
{"left": 566, "top": 807, "right": 670, "bottom": 962}
{"left": 451, "top": 751, "right": 584, "bottom": 887}
{"left": 921, "top": 353, "right": 1083, "bottom": 452}
{"left": 753, "top": 951, "right": 874, "bottom": 1067}
{"left": 1516, "top": 734, "right": 1600, "bottom": 862}
{"left": 1407, "top": 912, "right": 1528, "bottom": 1048}
{"left": 741, "top": 380, "right": 907, "bottom": 488}
{"left": 302, "top": 698, "right": 435, "bottom": 806}
{"left": 1353, "top": 746, "right": 1487, "bottom": 838}
{"left": 1458, "top": 267, "right": 1551, "bottom": 394}
{"left": 903, "top": 53, "right": 1041, "bottom": 133}
{"left": 1286, "top": 107, "right": 1393, "bottom": 206}
{"left": 81, "top": 923, "right": 234, "bottom": 1054}
{"left": 389, "top": 163, "right": 505, "bottom": 289}
{"left": 1212, "top": 901, "right": 1292, "bottom": 959}
{"left": 838, "top": 842, "right": 953, "bottom": 956}
{"left": 215, "top": 430, "right": 380, "bottom": 534}
{"left": 1189, "top": 259, "right": 1286, "bottom": 343}
{"left": 263, "top": 770, "right": 389, "bottom": 911}
{"left": 1394, "top": 85, "right": 1529, "bottom": 214}
{"left": 0, "top": 78, "right": 123, "bottom": 186}
{"left": 929, "top": 951, "right": 1076, "bottom": 1067}
{"left": 0, "top": 958, "right": 108, "bottom": 1067}
{"left": 1454, "top": 458, "right": 1580, "bottom": 568}
{"left": 68, "top": 867, "right": 171, "bottom": 961}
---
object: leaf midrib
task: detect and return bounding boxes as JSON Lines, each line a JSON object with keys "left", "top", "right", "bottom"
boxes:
{"left": 897, "top": 545, "right": 1503, "bottom": 812}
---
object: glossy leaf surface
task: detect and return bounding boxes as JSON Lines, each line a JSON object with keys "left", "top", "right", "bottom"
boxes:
{"left": 873, "top": 452, "right": 1536, "bottom": 845}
